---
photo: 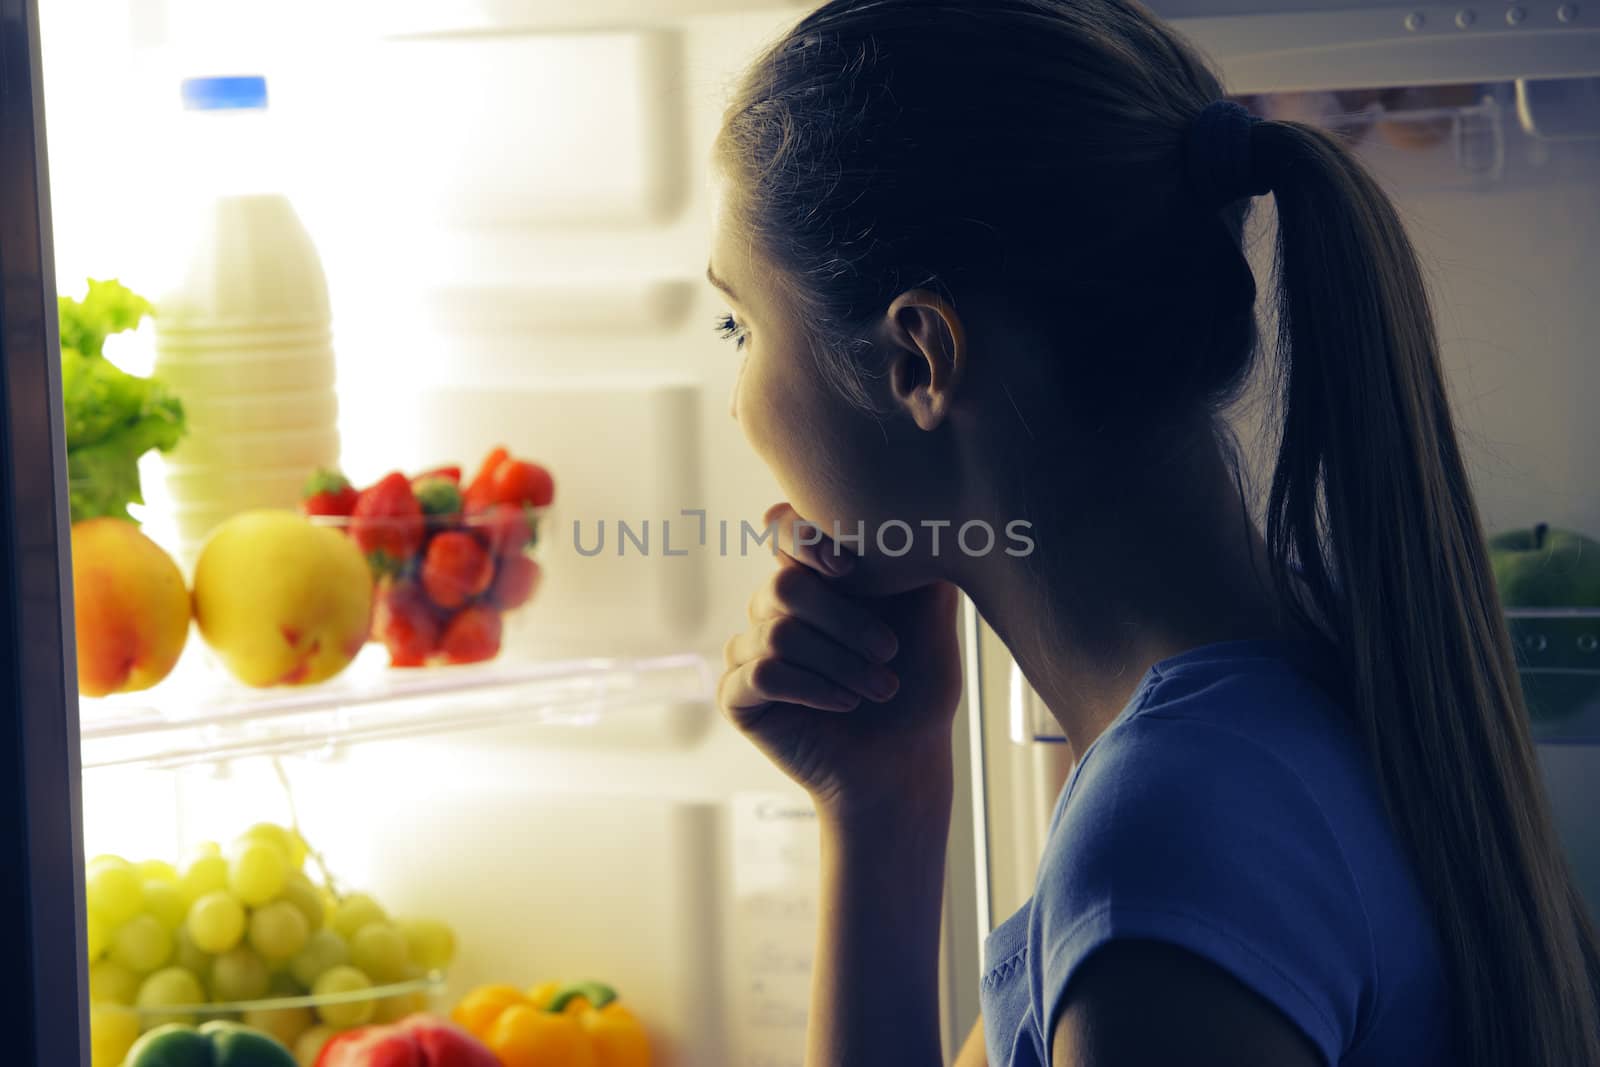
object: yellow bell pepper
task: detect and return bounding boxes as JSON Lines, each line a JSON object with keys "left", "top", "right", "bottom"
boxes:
{"left": 486, "top": 1004, "right": 593, "bottom": 1067}
{"left": 579, "top": 1003, "right": 650, "bottom": 1067}
{"left": 455, "top": 981, "right": 651, "bottom": 1067}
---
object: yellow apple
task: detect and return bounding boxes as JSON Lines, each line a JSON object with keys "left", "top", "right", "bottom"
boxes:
{"left": 193, "top": 510, "right": 373, "bottom": 686}
{"left": 71, "top": 517, "right": 191, "bottom": 697}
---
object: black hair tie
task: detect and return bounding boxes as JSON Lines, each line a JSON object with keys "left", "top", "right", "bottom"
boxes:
{"left": 1182, "top": 99, "right": 1271, "bottom": 211}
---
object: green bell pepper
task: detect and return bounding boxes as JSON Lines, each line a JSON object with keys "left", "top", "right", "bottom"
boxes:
{"left": 122, "top": 1021, "right": 297, "bottom": 1067}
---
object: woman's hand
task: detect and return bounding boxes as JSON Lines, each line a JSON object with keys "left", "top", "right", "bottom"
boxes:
{"left": 719, "top": 502, "right": 965, "bottom": 822}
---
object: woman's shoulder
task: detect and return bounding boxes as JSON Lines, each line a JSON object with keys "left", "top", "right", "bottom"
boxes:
{"left": 1028, "top": 642, "right": 1447, "bottom": 1065}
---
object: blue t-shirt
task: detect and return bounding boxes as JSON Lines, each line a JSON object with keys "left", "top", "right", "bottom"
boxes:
{"left": 979, "top": 637, "right": 1452, "bottom": 1066}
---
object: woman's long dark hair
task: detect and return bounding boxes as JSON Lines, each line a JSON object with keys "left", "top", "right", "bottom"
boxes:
{"left": 715, "top": 1, "right": 1600, "bottom": 1063}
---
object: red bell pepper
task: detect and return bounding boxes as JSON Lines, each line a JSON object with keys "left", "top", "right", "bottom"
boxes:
{"left": 315, "top": 1016, "right": 500, "bottom": 1067}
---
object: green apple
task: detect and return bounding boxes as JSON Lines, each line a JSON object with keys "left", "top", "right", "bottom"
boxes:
{"left": 1488, "top": 523, "right": 1600, "bottom": 724}
{"left": 1488, "top": 523, "right": 1600, "bottom": 607}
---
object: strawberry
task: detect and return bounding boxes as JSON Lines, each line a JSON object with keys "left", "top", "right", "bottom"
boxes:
{"left": 479, "top": 502, "right": 535, "bottom": 558}
{"left": 439, "top": 605, "right": 502, "bottom": 664}
{"left": 414, "top": 477, "right": 463, "bottom": 518}
{"left": 463, "top": 446, "right": 509, "bottom": 513}
{"left": 301, "top": 468, "right": 359, "bottom": 518}
{"left": 421, "top": 531, "right": 494, "bottom": 610}
{"left": 488, "top": 554, "right": 541, "bottom": 610}
{"left": 350, "top": 471, "right": 425, "bottom": 572}
{"left": 413, "top": 465, "right": 462, "bottom": 486}
{"left": 372, "top": 578, "right": 440, "bottom": 667}
{"left": 488, "top": 459, "right": 555, "bottom": 509}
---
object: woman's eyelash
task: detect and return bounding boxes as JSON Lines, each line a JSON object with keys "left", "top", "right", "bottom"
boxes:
{"left": 714, "top": 313, "right": 748, "bottom": 350}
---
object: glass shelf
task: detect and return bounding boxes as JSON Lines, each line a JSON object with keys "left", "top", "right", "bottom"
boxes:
{"left": 132, "top": 969, "right": 446, "bottom": 1021}
{"left": 79, "top": 647, "right": 717, "bottom": 770}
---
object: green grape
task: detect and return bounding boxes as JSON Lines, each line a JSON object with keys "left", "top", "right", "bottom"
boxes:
{"left": 227, "top": 841, "right": 288, "bottom": 907}
{"left": 279, "top": 871, "right": 324, "bottom": 932}
{"left": 87, "top": 854, "right": 130, "bottom": 876}
{"left": 191, "top": 840, "right": 221, "bottom": 857}
{"left": 294, "top": 1024, "right": 338, "bottom": 1067}
{"left": 88, "top": 959, "right": 141, "bottom": 1005}
{"left": 86, "top": 911, "right": 109, "bottom": 961}
{"left": 348, "top": 923, "right": 408, "bottom": 983}
{"left": 398, "top": 918, "right": 455, "bottom": 971}
{"left": 89, "top": 1003, "right": 140, "bottom": 1067}
{"left": 238, "top": 823, "right": 310, "bottom": 870}
{"left": 268, "top": 969, "right": 301, "bottom": 995}
{"left": 210, "top": 945, "right": 270, "bottom": 1002}
{"left": 187, "top": 891, "right": 246, "bottom": 954}
{"left": 109, "top": 914, "right": 171, "bottom": 973}
{"left": 242, "top": 1005, "right": 315, "bottom": 1049}
{"left": 330, "top": 894, "right": 387, "bottom": 941}
{"left": 374, "top": 964, "right": 429, "bottom": 1023}
{"left": 289, "top": 928, "right": 349, "bottom": 990}
{"left": 311, "top": 965, "right": 374, "bottom": 1027}
{"left": 179, "top": 855, "right": 229, "bottom": 905}
{"left": 135, "top": 966, "right": 205, "bottom": 1026}
{"left": 143, "top": 881, "right": 187, "bottom": 931}
{"left": 248, "top": 900, "right": 310, "bottom": 962}
{"left": 86, "top": 864, "right": 144, "bottom": 926}
{"left": 172, "top": 924, "right": 213, "bottom": 977}
{"left": 135, "top": 859, "right": 179, "bottom": 885}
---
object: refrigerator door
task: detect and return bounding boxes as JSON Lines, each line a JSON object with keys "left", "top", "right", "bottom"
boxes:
{"left": 0, "top": 0, "right": 87, "bottom": 1062}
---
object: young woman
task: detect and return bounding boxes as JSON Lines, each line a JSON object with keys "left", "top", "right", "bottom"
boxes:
{"left": 709, "top": 1, "right": 1600, "bottom": 1065}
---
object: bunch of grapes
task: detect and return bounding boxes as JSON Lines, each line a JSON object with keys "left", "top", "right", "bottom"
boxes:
{"left": 84, "top": 822, "right": 456, "bottom": 1067}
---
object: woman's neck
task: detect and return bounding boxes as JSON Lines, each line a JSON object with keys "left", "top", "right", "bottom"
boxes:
{"left": 951, "top": 429, "right": 1311, "bottom": 760}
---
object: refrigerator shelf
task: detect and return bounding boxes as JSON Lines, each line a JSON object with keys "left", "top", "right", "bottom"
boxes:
{"left": 128, "top": 969, "right": 447, "bottom": 1021}
{"left": 78, "top": 647, "right": 717, "bottom": 771}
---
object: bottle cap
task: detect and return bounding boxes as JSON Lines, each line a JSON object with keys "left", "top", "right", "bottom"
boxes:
{"left": 180, "top": 76, "right": 268, "bottom": 111}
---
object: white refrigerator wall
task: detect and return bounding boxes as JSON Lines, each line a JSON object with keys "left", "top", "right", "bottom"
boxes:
{"left": 52, "top": 4, "right": 849, "bottom": 1065}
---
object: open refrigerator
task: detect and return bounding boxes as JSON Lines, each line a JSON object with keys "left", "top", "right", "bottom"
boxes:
{"left": 3, "top": 0, "right": 1597, "bottom": 1065}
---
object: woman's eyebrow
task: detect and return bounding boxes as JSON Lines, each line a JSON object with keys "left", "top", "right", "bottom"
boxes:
{"left": 706, "top": 264, "right": 739, "bottom": 301}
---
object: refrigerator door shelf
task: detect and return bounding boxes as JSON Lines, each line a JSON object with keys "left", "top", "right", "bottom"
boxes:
{"left": 1244, "top": 86, "right": 1506, "bottom": 185}
{"left": 1161, "top": 2, "right": 1599, "bottom": 94}
{"left": 78, "top": 647, "right": 716, "bottom": 771}
{"left": 1510, "top": 607, "right": 1600, "bottom": 743}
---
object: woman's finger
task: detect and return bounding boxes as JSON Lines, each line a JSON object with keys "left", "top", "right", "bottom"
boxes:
{"left": 726, "top": 614, "right": 900, "bottom": 703}
{"left": 719, "top": 656, "right": 863, "bottom": 717}
{"left": 748, "top": 560, "right": 899, "bottom": 663}
{"left": 764, "top": 501, "right": 859, "bottom": 577}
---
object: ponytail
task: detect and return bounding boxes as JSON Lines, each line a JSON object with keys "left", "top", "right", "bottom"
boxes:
{"left": 1256, "top": 117, "right": 1600, "bottom": 1066}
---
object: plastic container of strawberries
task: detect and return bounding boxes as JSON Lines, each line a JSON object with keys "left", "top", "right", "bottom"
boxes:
{"left": 310, "top": 506, "right": 546, "bottom": 667}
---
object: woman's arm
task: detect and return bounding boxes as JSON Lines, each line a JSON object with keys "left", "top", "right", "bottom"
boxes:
{"left": 1048, "top": 941, "right": 1325, "bottom": 1067}
{"left": 807, "top": 784, "right": 952, "bottom": 1067}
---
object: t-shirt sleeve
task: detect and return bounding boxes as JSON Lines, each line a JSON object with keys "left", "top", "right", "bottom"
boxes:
{"left": 1030, "top": 713, "right": 1373, "bottom": 1066}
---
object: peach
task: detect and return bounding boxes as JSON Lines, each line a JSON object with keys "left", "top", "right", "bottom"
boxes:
{"left": 71, "top": 518, "right": 191, "bottom": 697}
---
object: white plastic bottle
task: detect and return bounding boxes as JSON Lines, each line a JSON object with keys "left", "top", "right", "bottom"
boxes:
{"left": 153, "top": 75, "right": 341, "bottom": 565}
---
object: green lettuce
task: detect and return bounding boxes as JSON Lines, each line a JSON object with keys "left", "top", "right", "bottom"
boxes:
{"left": 60, "top": 279, "right": 185, "bottom": 522}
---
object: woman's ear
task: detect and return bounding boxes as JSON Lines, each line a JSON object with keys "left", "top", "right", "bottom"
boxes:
{"left": 878, "top": 288, "right": 967, "bottom": 431}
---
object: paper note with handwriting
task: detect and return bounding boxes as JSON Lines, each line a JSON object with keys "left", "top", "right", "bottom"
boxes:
{"left": 729, "top": 791, "right": 821, "bottom": 1067}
